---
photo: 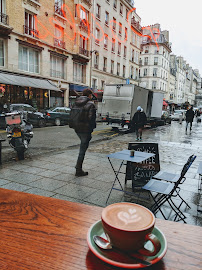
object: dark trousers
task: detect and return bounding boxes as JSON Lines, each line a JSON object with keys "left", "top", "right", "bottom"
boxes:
{"left": 76, "top": 132, "right": 92, "bottom": 167}
{"left": 186, "top": 121, "right": 193, "bottom": 131}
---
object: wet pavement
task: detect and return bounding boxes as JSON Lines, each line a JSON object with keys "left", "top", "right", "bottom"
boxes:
{"left": 0, "top": 120, "right": 201, "bottom": 226}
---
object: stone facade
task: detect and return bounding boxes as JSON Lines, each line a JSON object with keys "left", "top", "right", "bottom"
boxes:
{"left": 139, "top": 24, "right": 171, "bottom": 96}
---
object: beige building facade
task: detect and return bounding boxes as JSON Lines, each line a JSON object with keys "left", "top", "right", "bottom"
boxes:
{"left": 0, "top": 0, "right": 94, "bottom": 109}
{"left": 90, "top": 0, "right": 135, "bottom": 93}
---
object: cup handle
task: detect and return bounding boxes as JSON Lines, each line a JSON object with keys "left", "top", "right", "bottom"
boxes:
{"left": 138, "top": 233, "right": 161, "bottom": 256}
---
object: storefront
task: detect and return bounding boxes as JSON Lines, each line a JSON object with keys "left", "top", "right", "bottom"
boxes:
{"left": 0, "top": 71, "right": 61, "bottom": 111}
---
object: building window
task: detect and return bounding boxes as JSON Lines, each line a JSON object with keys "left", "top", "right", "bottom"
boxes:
{"left": 113, "top": 0, "right": 117, "bottom": 9}
{"left": 104, "top": 34, "right": 108, "bottom": 49}
{"left": 153, "top": 68, "right": 157, "bottom": 77}
{"left": 92, "top": 78, "right": 97, "bottom": 89}
{"left": 131, "top": 49, "right": 134, "bottom": 62}
{"left": 130, "top": 66, "right": 133, "bottom": 79}
{"left": 55, "top": 0, "right": 65, "bottom": 16}
{"left": 50, "top": 54, "right": 65, "bottom": 79}
{"left": 0, "top": 39, "right": 4, "bottom": 66}
{"left": 119, "top": 22, "right": 122, "bottom": 35}
{"left": 117, "top": 62, "right": 120, "bottom": 76}
{"left": 143, "top": 68, "right": 147, "bottom": 76}
{"left": 118, "top": 42, "right": 121, "bottom": 55}
{"left": 120, "top": 3, "right": 123, "bottom": 15}
{"left": 145, "top": 46, "right": 149, "bottom": 53}
{"left": 113, "top": 17, "right": 116, "bottom": 31}
{"left": 73, "top": 62, "right": 86, "bottom": 83}
{"left": 24, "top": 11, "right": 38, "bottom": 38}
{"left": 144, "top": 57, "right": 148, "bottom": 65}
{"left": 152, "top": 81, "right": 157, "bottom": 89}
{"left": 95, "top": 28, "right": 100, "bottom": 44}
{"left": 111, "top": 60, "right": 114, "bottom": 74}
{"left": 112, "top": 38, "right": 115, "bottom": 52}
{"left": 79, "top": 6, "right": 89, "bottom": 21}
{"left": 126, "top": 9, "right": 128, "bottom": 21}
{"left": 124, "top": 27, "right": 127, "bottom": 40}
{"left": 94, "top": 53, "right": 99, "bottom": 69}
{"left": 124, "top": 46, "right": 127, "bottom": 58}
{"left": 96, "top": 4, "right": 101, "bottom": 19}
{"left": 54, "top": 25, "right": 65, "bottom": 49}
{"left": 19, "top": 45, "right": 39, "bottom": 73}
{"left": 154, "top": 57, "right": 158, "bottom": 65}
{"left": 103, "top": 57, "right": 107, "bottom": 71}
{"left": 101, "top": 80, "right": 105, "bottom": 90}
{"left": 105, "top": 11, "right": 109, "bottom": 25}
{"left": 123, "top": 65, "right": 125, "bottom": 77}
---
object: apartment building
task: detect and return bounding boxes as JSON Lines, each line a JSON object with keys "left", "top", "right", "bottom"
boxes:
{"left": 129, "top": 9, "right": 141, "bottom": 84}
{"left": 0, "top": 0, "right": 94, "bottom": 109}
{"left": 91, "top": 0, "right": 135, "bottom": 93}
{"left": 139, "top": 24, "right": 171, "bottom": 96}
{"left": 194, "top": 69, "right": 202, "bottom": 107}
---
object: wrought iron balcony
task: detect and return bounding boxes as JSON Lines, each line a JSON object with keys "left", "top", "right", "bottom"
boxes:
{"left": 54, "top": 38, "right": 65, "bottom": 49}
{"left": 94, "top": 64, "right": 98, "bottom": 69}
{"left": 24, "top": 25, "right": 39, "bottom": 38}
{"left": 79, "top": 19, "right": 90, "bottom": 33}
{"left": 54, "top": 3, "right": 66, "bottom": 17}
{"left": 79, "top": 47, "right": 89, "bottom": 57}
{"left": 131, "top": 18, "right": 142, "bottom": 33}
{"left": 0, "top": 12, "right": 8, "bottom": 25}
{"left": 103, "top": 67, "right": 106, "bottom": 72}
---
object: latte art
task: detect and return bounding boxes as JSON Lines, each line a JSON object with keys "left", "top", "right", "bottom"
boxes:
{"left": 117, "top": 208, "right": 142, "bottom": 225}
{"left": 102, "top": 202, "right": 154, "bottom": 231}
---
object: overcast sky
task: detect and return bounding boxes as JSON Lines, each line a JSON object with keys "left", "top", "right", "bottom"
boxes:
{"left": 134, "top": 0, "right": 202, "bottom": 75}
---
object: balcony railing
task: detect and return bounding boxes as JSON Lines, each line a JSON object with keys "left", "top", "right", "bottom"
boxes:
{"left": 24, "top": 25, "right": 39, "bottom": 38}
{"left": 0, "top": 12, "right": 8, "bottom": 25}
{"left": 131, "top": 18, "right": 142, "bottom": 32}
{"left": 96, "top": 14, "right": 100, "bottom": 19}
{"left": 103, "top": 67, "right": 106, "bottom": 72}
{"left": 95, "top": 39, "right": 99, "bottom": 45}
{"left": 54, "top": 4, "right": 66, "bottom": 17}
{"left": 54, "top": 38, "right": 65, "bottom": 49}
{"left": 104, "top": 44, "right": 108, "bottom": 49}
{"left": 50, "top": 69, "right": 64, "bottom": 79}
{"left": 144, "top": 62, "right": 148, "bottom": 65}
{"left": 154, "top": 62, "right": 158, "bottom": 65}
{"left": 79, "top": 19, "right": 90, "bottom": 33}
{"left": 79, "top": 47, "right": 89, "bottom": 57}
{"left": 94, "top": 64, "right": 98, "bottom": 69}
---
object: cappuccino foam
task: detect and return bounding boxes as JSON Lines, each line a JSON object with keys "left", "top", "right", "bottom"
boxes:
{"left": 102, "top": 203, "right": 154, "bottom": 231}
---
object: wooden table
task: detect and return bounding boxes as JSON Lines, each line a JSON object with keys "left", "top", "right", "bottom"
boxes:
{"left": 0, "top": 188, "right": 201, "bottom": 270}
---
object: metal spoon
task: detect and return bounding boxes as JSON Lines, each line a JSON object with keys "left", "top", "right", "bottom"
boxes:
{"left": 93, "top": 235, "right": 151, "bottom": 266}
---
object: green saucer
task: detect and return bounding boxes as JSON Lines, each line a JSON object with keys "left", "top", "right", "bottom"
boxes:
{"left": 87, "top": 220, "right": 167, "bottom": 269}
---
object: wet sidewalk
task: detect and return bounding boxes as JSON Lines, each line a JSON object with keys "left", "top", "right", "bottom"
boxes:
{"left": 0, "top": 121, "right": 201, "bottom": 226}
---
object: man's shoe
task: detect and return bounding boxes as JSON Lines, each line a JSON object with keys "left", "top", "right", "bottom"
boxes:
{"left": 139, "top": 137, "right": 142, "bottom": 141}
{"left": 75, "top": 169, "right": 88, "bottom": 177}
{"left": 136, "top": 138, "right": 139, "bottom": 141}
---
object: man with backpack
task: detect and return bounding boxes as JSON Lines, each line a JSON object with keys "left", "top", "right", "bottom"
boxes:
{"left": 69, "top": 89, "right": 96, "bottom": 176}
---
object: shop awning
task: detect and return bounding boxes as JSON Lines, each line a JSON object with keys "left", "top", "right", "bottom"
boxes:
{"left": 0, "top": 72, "right": 61, "bottom": 91}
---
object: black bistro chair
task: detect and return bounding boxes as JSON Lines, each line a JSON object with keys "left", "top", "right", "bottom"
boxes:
{"left": 142, "top": 155, "right": 196, "bottom": 223}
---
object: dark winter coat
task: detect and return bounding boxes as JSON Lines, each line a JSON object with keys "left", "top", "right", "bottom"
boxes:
{"left": 132, "top": 111, "right": 147, "bottom": 129}
{"left": 185, "top": 109, "right": 194, "bottom": 123}
{"left": 73, "top": 96, "right": 96, "bottom": 133}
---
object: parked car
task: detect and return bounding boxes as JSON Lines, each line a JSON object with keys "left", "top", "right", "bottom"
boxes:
{"left": 9, "top": 104, "right": 46, "bottom": 127}
{"left": 44, "top": 107, "right": 71, "bottom": 126}
{"left": 171, "top": 110, "right": 186, "bottom": 121}
{"left": 161, "top": 111, "right": 171, "bottom": 124}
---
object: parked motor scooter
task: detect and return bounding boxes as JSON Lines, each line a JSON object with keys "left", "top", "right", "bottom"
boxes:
{"left": 5, "top": 112, "right": 33, "bottom": 160}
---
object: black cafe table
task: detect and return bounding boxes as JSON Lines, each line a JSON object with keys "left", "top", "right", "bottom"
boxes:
{"left": 106, "top": 150, "right": 155, "bottom": 204}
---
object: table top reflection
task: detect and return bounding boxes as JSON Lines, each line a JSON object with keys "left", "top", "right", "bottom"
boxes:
{"left": 0, "top": 188, "right": 201, "bottom": 270}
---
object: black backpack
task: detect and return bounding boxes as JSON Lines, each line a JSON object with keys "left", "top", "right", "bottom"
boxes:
{"left": 69, "top": 105, "right": 87, "bottom": 129}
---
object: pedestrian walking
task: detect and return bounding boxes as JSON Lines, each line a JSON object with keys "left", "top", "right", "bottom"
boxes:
{"left": 131, "top": 106, "right": 147, "bottom": 141}
{"left": 69, "top": 89, "right": 96, "bottom": 177}
{"left": 185, "top": 106, "right": 194, "bottom": 133}
{"left": 195, "top": 109, "right": 201, "bottom": 123}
